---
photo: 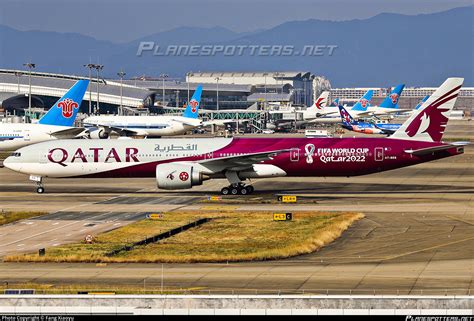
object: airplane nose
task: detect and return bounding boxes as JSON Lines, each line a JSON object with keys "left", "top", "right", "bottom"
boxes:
{"left": 3, "top": 156, "right": 22, "bottom": 172}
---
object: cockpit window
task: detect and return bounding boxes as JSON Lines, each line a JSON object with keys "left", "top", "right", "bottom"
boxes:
{"left": 11, "top": 152, "right": 21, "bottom": 157}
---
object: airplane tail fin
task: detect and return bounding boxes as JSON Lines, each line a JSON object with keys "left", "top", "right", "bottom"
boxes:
{"left": 38, "top": 79, "right": 89, "bottom": 126}
{"left": 415, "top": 95, "right": 430, "bottom": 110}
{"left": 338, "top": 104, "right": 356, "bottom": 127}
{"left": 351, "top": 90, "right": 373, "bottom": 111}
{"left": 389, "top": 78, "right": 463, "bottom": 142}
{"left": 308, "top": 91, "right": 330, "bottom": 111}
{"left": 379, "top": 84, "right": 405, "bottom": 109}
{"left": 183, "top": 85, "right": 203, "bottom": 119}
{"left": 332, "top": 98, "right": 339, "bottom": 107}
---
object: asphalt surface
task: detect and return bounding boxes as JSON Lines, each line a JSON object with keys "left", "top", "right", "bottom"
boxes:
{"left": 0, "top": 122, "right": 472, "bottom": 295}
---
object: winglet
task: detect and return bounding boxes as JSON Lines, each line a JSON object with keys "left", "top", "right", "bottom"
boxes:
{"left": 38, "top": 79, "right": 89, "bottom": 126}
{"left": 183, "top": 85, "right": 202, "bottom": 119}
{"left": 389, "top": 78, "right": 463, "bottom": 142}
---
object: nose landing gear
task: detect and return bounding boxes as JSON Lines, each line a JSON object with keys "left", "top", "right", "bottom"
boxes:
{"left": 29, "top": 175, "right": 44, "bottom": 194}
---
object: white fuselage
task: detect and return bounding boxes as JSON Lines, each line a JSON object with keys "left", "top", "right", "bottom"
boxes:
{"left": 4, "top": 138, "right": 233, "bottom": 177}
{"left": 84, "top": 115, "right": 202, "bottom": 137}
{"left": 0, "top": 123, "right": 75, "bottom": 151}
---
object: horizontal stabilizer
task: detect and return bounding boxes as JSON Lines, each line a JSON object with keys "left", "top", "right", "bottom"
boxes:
{"left": 404, "top": 142, "right": 468, "bottom": 156}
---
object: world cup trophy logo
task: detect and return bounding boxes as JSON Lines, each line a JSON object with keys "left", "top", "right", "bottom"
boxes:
{"left": 189, "top": 99, "right": 199, "bottom": 113}
{"left": 390, "top": 93, "right": 399, "bottom": 104}
{"left": 57, "top": 98, "right": 79, "bottom": 118}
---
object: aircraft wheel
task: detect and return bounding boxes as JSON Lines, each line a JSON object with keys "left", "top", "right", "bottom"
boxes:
{"left": 230, "top": 187, "right": 239, "bottom": 195}
{"left": 240, "top": 187, "right": 248, "bottom": 195}
{"left": 36, "top": 187, "right": 45, "bottom": 194}
{"left": 221, "top": 187, "right": 230, "bottom": 195}
{"left": 245, "top": 185, "right": 254, "bottom": 194}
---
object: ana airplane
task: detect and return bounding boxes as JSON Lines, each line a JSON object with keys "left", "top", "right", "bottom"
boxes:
{"left": 0, "top": 80, "right": 89, "bottom": 151}
{"left": 4, "top": 78, "right": 467, "bottom": 196}
{"left": 338, "top": 105, "right": 401, "bottom": 135}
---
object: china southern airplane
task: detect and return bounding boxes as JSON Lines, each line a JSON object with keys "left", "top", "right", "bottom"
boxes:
{"left": 84, "top": 85, "right": 210, "bottom": 138}
{"left": 338, "top": 105, "right": 401, "bottom": 135}
{"left": 350, "top": 84, "right": 408, "bottom": 117}
{"left": 0, "top": 80, "right": 88, "bottom": 151}
{"left": 4, "top": 78, "right": 467, "bottom": 195}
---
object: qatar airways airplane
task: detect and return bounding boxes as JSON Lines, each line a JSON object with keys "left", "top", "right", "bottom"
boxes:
{"left": 4, "top": 78, "right": 467, "bottom": 195}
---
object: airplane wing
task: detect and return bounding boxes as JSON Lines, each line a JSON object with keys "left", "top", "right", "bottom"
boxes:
{"left": 172, "top": 118, "right": 202, "bottom": 127}
{"left": 404, "top": 142, "right": 469, "bottom": 156}
{"left": 87, "top": 124, "right": 142, "bottom": 136}
{"left": 197, "top": 149, "right": 292, "bottom": 171}
{"left": 50, "top": 127, "right": 87, "bottom": 139}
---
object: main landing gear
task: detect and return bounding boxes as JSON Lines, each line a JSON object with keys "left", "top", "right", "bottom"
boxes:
{"left": 220, "top": 183, "right": 254, "bottom": 195}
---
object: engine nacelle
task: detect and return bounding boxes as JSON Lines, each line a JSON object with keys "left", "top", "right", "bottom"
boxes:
{"left": 89, "top": 127, "right": 109, "bottom": 139}
{"left": 156, "top": 163, "right": 205, "bottom": 190}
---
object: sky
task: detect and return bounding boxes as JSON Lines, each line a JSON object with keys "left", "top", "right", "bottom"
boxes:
{"left": 0, "top": 0, "right": 472, "bottom": 43}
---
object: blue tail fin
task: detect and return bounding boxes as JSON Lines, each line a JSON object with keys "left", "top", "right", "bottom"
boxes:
{"left": 38, "top": 79, "right": 89, "bottom": 126}
{"left": 415, "top": 95, "right": 429, "bottom": 110}
{"left": 339, "top": 104, "right": 356, "bottom": 127}
{"left": 332, "top": 98, "right": 339, "bottom": 106}
{"left": 183, "top": 85, "right": 202, "bottom": 119}
{"left": 379, "top": 84, "right": 405, "bottom": 109}
{"left": 351, "top": 90, "right": 373, "bottom": 111}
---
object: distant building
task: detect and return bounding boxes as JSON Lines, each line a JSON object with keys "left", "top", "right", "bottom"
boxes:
{"left": 186, "top": 71, "right": 330, "bottom": 106}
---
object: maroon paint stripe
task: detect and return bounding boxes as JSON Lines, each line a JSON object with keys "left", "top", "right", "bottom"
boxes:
{"left": 428, "top": 85, "right": 462, "bottom": 107}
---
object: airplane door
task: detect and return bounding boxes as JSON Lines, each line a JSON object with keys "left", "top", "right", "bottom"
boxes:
{"left": 374, "top": 147, "right": 384, "bottom": 161}
{"left": 290, "top": 148, "right": 299, "bottom": 162}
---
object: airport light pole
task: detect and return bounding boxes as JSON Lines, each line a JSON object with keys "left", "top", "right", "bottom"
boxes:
{"left": 23, "top": 63, "right": 36, "bottom": 122}
{"left": 263, "top": 72, "right": 268, "bottom": 109}
{"left": 83, "top": 63, "right": 94, "bottom": 115}
{"left": 273, "top": 72, "right": 280, "bottom": 94}
{"left": 94, "top": 64, "right": 104, "bottom": 114}
{"left": 186, "top": 71, "right": 192, "bottom": 103}
{"left": 175, "top": 90, "right": 180, "bottom": 108}
{"left": 117, "top": 69, "right": 126, "bottom": 116}
{"left": 14, "top": 71, "right": 22, "bottom": 94}
{"left": 215, "top": 77, "right": 220, "bottom": 111}
{"left": 160, "top": 73, "right": 169, "bottom": 106}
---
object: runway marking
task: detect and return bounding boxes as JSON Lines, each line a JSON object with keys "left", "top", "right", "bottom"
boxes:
{"left": 200, "top": 206, "right": 239, "bottom": 211}
{"left": 0, "top": 211, "right": 115, "bottom": 248}
{"left": 384, "top": 235, "right": 474, "bottom": 261}
{"left": 446, "top": 215, "right": 474, "bottom": 226}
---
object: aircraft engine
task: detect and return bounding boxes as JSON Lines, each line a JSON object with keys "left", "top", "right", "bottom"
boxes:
{"left": 156, "top": 163, "right": 207, "bottom": 189}
{"left": 89, "top": 127, "right": 109, "bottom": 139}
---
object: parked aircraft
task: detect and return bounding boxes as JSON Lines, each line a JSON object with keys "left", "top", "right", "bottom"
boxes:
{"left": 0, "top": 80, "right": 89, "bottom": 151}
{"left": 84, "top": 85, "right": 234, "bottom": 138}
{"left": 338, "top": 105, "right": 401, "bottom": 135}
{"left": 4, "top": 78, "right": 466, "bottom": 196}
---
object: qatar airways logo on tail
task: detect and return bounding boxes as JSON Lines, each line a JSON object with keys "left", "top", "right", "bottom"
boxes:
{"left": 405, "top": 88, "right": 459, "bottom": 142}
{"left": 390, "top": 93, "right": 399, "bottom": 104}
{"left": 47, "top": 147, "right": 140, "bottom": 167}
{"left": 189, "top": 99, "right": 199, "bottom": 113}
{"left": 57, "top": 98, "right": 79, "bottom": 118}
